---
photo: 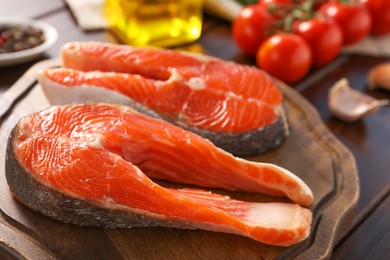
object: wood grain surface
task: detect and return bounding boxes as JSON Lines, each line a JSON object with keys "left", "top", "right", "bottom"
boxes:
{"left": 0, "top": 60, "right": 359, "bottom": 259}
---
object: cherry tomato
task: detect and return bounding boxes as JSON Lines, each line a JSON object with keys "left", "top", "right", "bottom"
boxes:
{"left": 232, "top": 4, "right": 278, "bottom": 55}
{"left": 319, "top": 2, "right": 371, "bottom": 45}
{"left": 256, "top": 33, "right": 312, "bottom": 84}
{"left": 293, "top": 17, "right": 343, "bottom": 67}
{"left": 360, "top": 0, "right": 390, "bottom": 36}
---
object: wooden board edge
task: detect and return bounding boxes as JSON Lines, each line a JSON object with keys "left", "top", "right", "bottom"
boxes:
{"left": 279, "top": 81, "right": 360, "bottom": 259}
{"left": 0, "top": 59, "right": 60, "bottom": 120}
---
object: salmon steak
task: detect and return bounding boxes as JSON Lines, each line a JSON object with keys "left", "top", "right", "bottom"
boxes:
{"left": 6, "top": 104, "right": 312, "bottom": 246}
{"left": 39, "top": 41, "right": 289, "bottom": 156}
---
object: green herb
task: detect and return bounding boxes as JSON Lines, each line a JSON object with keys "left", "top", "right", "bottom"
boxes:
{"left": 234, "top": 0, "right": 258, "bottom": 6}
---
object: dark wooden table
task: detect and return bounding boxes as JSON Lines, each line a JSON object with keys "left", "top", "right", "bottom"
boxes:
{"left": 0, "top": 1, "right": 389, "bottom": 259}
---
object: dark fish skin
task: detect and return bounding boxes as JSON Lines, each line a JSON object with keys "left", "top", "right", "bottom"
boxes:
{"left": 134, "top": 101, "right": 289, "bottom": 156}
{"left": 5, "top": 128, "right": 198, "bottom": 230}
{"left": 188, "top": 105, "right": 289, "bottom": 156}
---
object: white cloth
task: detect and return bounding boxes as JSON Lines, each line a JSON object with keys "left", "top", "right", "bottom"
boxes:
{"left": 65, "top": 0, "right": 107, "bottom": 30}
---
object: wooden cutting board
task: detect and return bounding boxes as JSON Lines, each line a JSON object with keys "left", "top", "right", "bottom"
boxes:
{"left": 0, "top": 59, "right": 359, "bottom": 259}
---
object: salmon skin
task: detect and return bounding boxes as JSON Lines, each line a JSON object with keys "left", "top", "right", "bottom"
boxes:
{"left": 6, "top": 103, "right": 312, "bottom": 246}
{"left": 44, "top": 41, "right": 290, "bottom": 156}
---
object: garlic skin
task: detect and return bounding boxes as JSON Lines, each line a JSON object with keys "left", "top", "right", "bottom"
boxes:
{"left": 367, "top": 63, "right": 390, "bottom": 91}
{"left": 328, "top": 78, "right": 389, "bottom": 122}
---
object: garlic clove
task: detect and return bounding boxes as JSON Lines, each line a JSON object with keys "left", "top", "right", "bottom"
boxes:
{"left": 328, "top": 78, "right": 389, "bottom": 122}
{"left": 367, "top": 63, "right": 390, "bottom": 91}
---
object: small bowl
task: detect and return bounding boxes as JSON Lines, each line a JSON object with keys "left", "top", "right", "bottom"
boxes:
{"left": 0, "top": 17, "right": 58, "bottom": 67}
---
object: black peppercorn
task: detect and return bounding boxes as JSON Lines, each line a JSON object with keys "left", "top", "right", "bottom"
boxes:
{"left": 0, "top": 24, "right": 45, "bottom": 54}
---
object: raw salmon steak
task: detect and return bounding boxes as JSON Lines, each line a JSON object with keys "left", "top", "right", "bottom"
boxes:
{"left": 6, "top": 104, "right": 312, "bottom": 246}
{"left": 42, "top": 41, "right": 290, "bottom": 156}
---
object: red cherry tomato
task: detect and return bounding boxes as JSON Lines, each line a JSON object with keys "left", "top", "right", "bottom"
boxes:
{"left": 232, "top": 4, "right": 278, "bottom": 55}
{"left": 319, "top": 2, "right": 371, "bottom": 45}
{"left": 293, "top": 17, "right": 343, "bottom": 67}
{"left": 360, "top": 0, "right": 390, "bottom": 36}
{"left": 256, "top": 33, "right": 312, "bottom": 84}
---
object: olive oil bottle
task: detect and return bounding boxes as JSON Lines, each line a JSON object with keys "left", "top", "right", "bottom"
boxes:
{"left": 105, "top": 0, "right": 204, "bottom": 47}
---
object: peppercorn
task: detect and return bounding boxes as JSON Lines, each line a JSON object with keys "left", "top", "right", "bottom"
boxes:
{"left": 0, "top": 24, "right": 45, "bottom": 54}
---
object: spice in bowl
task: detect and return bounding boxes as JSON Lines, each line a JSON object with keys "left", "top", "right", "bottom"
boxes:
{"left": 0, "top": 24, "right": 46, "bottom": 54}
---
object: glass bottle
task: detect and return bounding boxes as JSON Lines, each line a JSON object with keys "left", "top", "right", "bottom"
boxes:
{"left": 104, "top": 0, "right": 204, "bottom": 47}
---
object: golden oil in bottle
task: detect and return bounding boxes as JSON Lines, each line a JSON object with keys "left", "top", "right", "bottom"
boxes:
{"left": 104, "top": 0, "right": 204, "bottom": 47}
